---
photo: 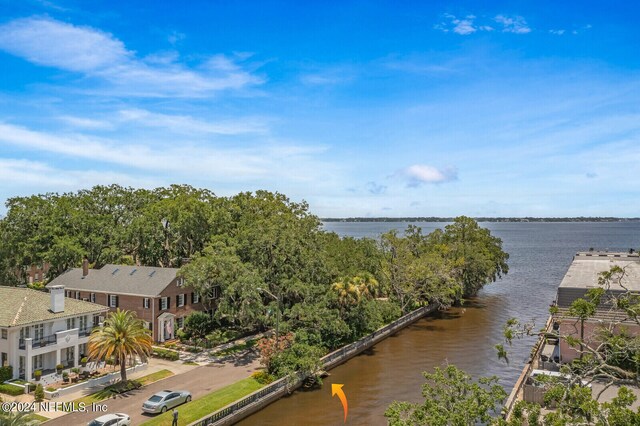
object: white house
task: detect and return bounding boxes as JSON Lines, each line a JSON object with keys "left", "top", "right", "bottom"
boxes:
{"left": 0, "top": 285, "right": 108, "bottom": 382}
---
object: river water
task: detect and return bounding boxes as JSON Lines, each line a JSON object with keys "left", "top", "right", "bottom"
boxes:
{"left": 240, "top": 222, "right": 640, "bottom": 426}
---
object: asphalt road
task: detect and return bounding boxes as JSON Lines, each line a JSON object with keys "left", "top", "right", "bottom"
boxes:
{"left": 44, "top": 352, "right": 261, "bottom": 426}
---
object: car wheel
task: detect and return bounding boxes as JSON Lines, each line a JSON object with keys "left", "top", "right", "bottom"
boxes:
{"left": 186, "top": 396, "right": 192, "bottom": 403}
{"left": 161, "top": 406, "right": 167, "bottom": 413}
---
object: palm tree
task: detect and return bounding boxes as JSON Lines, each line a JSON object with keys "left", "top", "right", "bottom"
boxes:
{"left": 331, "top": 280, "right": 360, "bottom": 308}
{"left": 88, "top": 309, "right": 153, "bottom": 382}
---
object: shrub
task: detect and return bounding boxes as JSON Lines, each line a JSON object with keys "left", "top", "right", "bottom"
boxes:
{"left": 71, "top": 368, "right": 80, "bottom": 374}
{"left": 46, "top": 386, "right": 56, "bottom": 392}
{"left": 56, "top": 364, "right": 64, "bottom": 371}
{"left": 62, "top": 372, "right": 69, "bottom": 379}
{"left": 151, "top": 348, "right": 180, "bottom": 361}
{"left": 0, "top": 383, "right": 25, "bottom": 396}
{"left": 80, "top": 357, "right": 88, "bottom": 365}
{"left": 34, "top": 370, "right": 42, "bottom": 381}
{"left": 0, "top": 365, "right": 12, "bottom": 382}
{"left": 34, "top": 384, "right": 44, "bottom": 402}
{"left": 251, "top": 371, "right": 275, "bottom": 385}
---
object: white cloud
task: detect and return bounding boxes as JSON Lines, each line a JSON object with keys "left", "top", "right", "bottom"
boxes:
{"left": 117, "top": 109, "right": 269, "bottom": 135}
{"left": 0, "top": 122, "right": 333, "bottom": 184}
{"left": 494, "top": 15, "right": 531, "bottom": 34}
{"left": 57, "top": 116, "right": 114, "bottom": 130}
{"left": 396, "top": 165, "right": 458, "bottom": 187}
{"left": 436, "top": 14, "right": 478, "bottom": 35}
{"left": 0, "top": 17, "right": 263, "bottom": 97}
{"left": 549, "top": 29, "right": 566, "bottom": 35}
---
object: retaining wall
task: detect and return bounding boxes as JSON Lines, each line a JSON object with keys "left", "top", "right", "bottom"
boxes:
{"left": 189, "top": 304, "right": 438, "bottom": 426}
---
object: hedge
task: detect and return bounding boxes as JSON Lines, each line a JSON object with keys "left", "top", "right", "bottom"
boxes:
{"left": 0, "top": 383, "right": 25, "bottom": 396}
{"left": 0, "top": 366, "right": 12, "bottom": 382}
{"left": 151, "top": 347, "right": 180, "bottom": 361}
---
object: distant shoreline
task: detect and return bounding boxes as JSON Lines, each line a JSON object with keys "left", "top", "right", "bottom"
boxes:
{"left": 321, "top": 217, "right": 640, "bottom": 223}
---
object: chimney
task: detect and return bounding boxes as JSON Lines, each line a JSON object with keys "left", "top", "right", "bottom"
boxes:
{"left": 50, "top": 285, "right": 65, "bottom": 313}
{"left": 82, "top": 258, "right": 89, "bottom": 277}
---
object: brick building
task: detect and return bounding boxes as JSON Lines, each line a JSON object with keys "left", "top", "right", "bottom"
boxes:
{"left": 46, "top": 261, "right": 213, "bottom": 342}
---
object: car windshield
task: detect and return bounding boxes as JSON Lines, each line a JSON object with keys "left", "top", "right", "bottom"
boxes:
{"left": 148, "top": 395, "right": 163, "bottom": 402}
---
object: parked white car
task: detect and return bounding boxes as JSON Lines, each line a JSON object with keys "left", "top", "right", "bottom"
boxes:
{"left": 87, "top": 413, "right": 131, "bottom": 426}
{"left": 142, "top": 389, "right": 192, "bottom": 414}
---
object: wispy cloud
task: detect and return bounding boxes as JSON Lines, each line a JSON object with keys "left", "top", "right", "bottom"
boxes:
{"left": 57, "top": 116, "right": 114, "bottom": 130}
{"left": 0, "top": 17, "right": 263, "bottom": 98}
{"left": 494, "top": 15, "right": 531, "bottom": 34}
{"left": 436, "top": 13, "right": 530, "bottom": 35}
{"left": 395, "top": 165, "right": 458, "bottom": 187}
{"left": 116, "top": 109, "right": 269, "bottom": 135}
{"left": 549, "top": 29, "right": 566, "bottom": 35}
{"left": 0, "top": 122, "right": 332, "bottom": 183}
{"left": 365, "top": 181, "right": 387, "bottom": 195}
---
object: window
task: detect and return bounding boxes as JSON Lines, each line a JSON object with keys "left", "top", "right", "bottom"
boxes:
{"left": 176, "top": 317, "right": 184, "bottom": 329}
{"left": 109, "top": 294, "right": 118, "bottom": 308}
{"left": 32, "top": 354, "right": 43, "bottom": 370}
{"left": 177, "top": 294, "right": 185, "bottom": 307}
{"left": 192, "top": 293, "right": 200, "bottom": 304}
{"left": 66, "top": 318, "right": 76, "bottom": 330}
{"left": 34, "top": 324, "right": 44, "bottom": 340}
{"left": 75, "top": 291, "right": 80, "bottom": 299}
{"left": 20, "top": 327, "right": 30, "bottom": 339}
{"left": 177, "top": 278, "right": 185, "bottom": 287}
{"left": 1, "top": 329, "right": 6, "bottom": 339}
{"left": 66, "top": 291, "right": 72, "bottom": 297}
{"left": 1, "top": 352, "right": 7, "bottom": 367}
{"left": 160, "top": 297, "right": 168, "bottom": 310}
{"left": 143, "top": 298, "right": 150, "bottom": 309}
{"left": 34, "top": 272, "right": 40, "bottom": 281}
{"left": 90, "top": 293, "right": 96, "bottom": 303}
{"left": 79, "top": 316, "right": 87, "bottom": 330}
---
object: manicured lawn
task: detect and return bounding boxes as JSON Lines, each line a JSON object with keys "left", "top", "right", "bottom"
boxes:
{"left": 64, "top": 369, "right": 174, "bottom": 411}
{"left": 27, "top": 413, "right": 48, "bottom": 423}
{"left": 140, "top": 377, "right": 264, "bottom": 426}
{"left": 136, "top": 369, "right": 174, "bottom": 386}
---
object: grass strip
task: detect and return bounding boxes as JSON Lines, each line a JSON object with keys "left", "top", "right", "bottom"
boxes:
{"left": 140, "top": 376, "right": 263, "bottom": 426}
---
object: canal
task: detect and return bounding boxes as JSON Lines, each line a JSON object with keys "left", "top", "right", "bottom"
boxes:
{"left": 239, "top": 222, "right": 640, "bottom": 425}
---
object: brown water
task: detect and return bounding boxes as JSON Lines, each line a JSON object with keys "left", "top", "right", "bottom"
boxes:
{"left": 239, "top": 222, "right": 640, "bottom": 426}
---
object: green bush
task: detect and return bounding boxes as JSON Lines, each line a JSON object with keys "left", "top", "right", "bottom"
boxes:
{"left": 0, "top": 383, "right": 25, "bottom": 396}
{"left": 80, "top": 357, "right": 88, "bottom": 365}
{"left": 0, "top": 365, "right": 12, "bottom": 382}
{"left": 46, "top": 386, "right": 56, "bottom": 392}
{"left": 56, "top": 364, "right": 64, "bottom": 371}
{"left": 34, "top": 384, "right": 44, "bottom": 402}
{"left": 34, "top": 370, "right": 42, "bottom": 381}
{"left": 151, "top": 348, "right": 180, "bottom": 361}
{"left": 251, "top": 371, "right": 275, "bottom": 385}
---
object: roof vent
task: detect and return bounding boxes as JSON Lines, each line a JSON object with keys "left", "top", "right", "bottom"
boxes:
{"left": 130, "top": 268, "right": 137, "bottom": 276}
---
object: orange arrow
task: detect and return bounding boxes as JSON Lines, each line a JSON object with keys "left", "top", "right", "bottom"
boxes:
{"left": 332, "top": 383, "right": 348, "bottom": 423}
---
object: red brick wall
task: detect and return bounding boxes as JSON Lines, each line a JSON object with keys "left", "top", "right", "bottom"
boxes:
{"left": 68, "top": 278, "right": 206, "bottom": 342}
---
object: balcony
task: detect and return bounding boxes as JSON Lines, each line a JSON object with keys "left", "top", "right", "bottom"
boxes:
{"left": 79, "top": 326, "right": 96, "bottom": 337}
{"left": 19, "top": 334, "right": 57, "bottom": 349}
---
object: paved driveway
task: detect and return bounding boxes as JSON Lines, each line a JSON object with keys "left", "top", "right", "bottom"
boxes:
{"left": 44, "top": 352, "right": 261, "bottom": 426}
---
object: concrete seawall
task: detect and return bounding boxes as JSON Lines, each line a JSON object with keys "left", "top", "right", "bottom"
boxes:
{"left": 189, "top": 304, "right": 438, "bottom": 426}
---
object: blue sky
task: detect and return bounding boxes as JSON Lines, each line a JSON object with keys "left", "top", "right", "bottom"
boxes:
{"left": 0, "top": 1, "right": 638, "bottom": 217}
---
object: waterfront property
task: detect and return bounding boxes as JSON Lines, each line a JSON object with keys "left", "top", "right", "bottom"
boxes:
{"left": 506, "top": 251, "right": 640, "bottom": 416}
{"left": 554, "top": 250, "right": 640, "bottom": 363}
{"left": 0, "top": 285, "right": 108, "bottom": 383}
{"left": 46, "top": 261, "right": 215, "bottom": 342}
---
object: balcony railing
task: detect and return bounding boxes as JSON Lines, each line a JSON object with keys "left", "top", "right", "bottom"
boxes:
{"left": 79, "top": 326, "right": 97, "bottom": 337}
{"left": 19, "top": 334, "right": 57, "bottom": 349}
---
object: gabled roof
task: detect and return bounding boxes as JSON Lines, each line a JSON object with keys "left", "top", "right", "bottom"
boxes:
{"left": 0, "top": 286, "right": 108, "bottom": 327}
{"left": 46, "top": 264, "right": 180, "bottom": 297}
